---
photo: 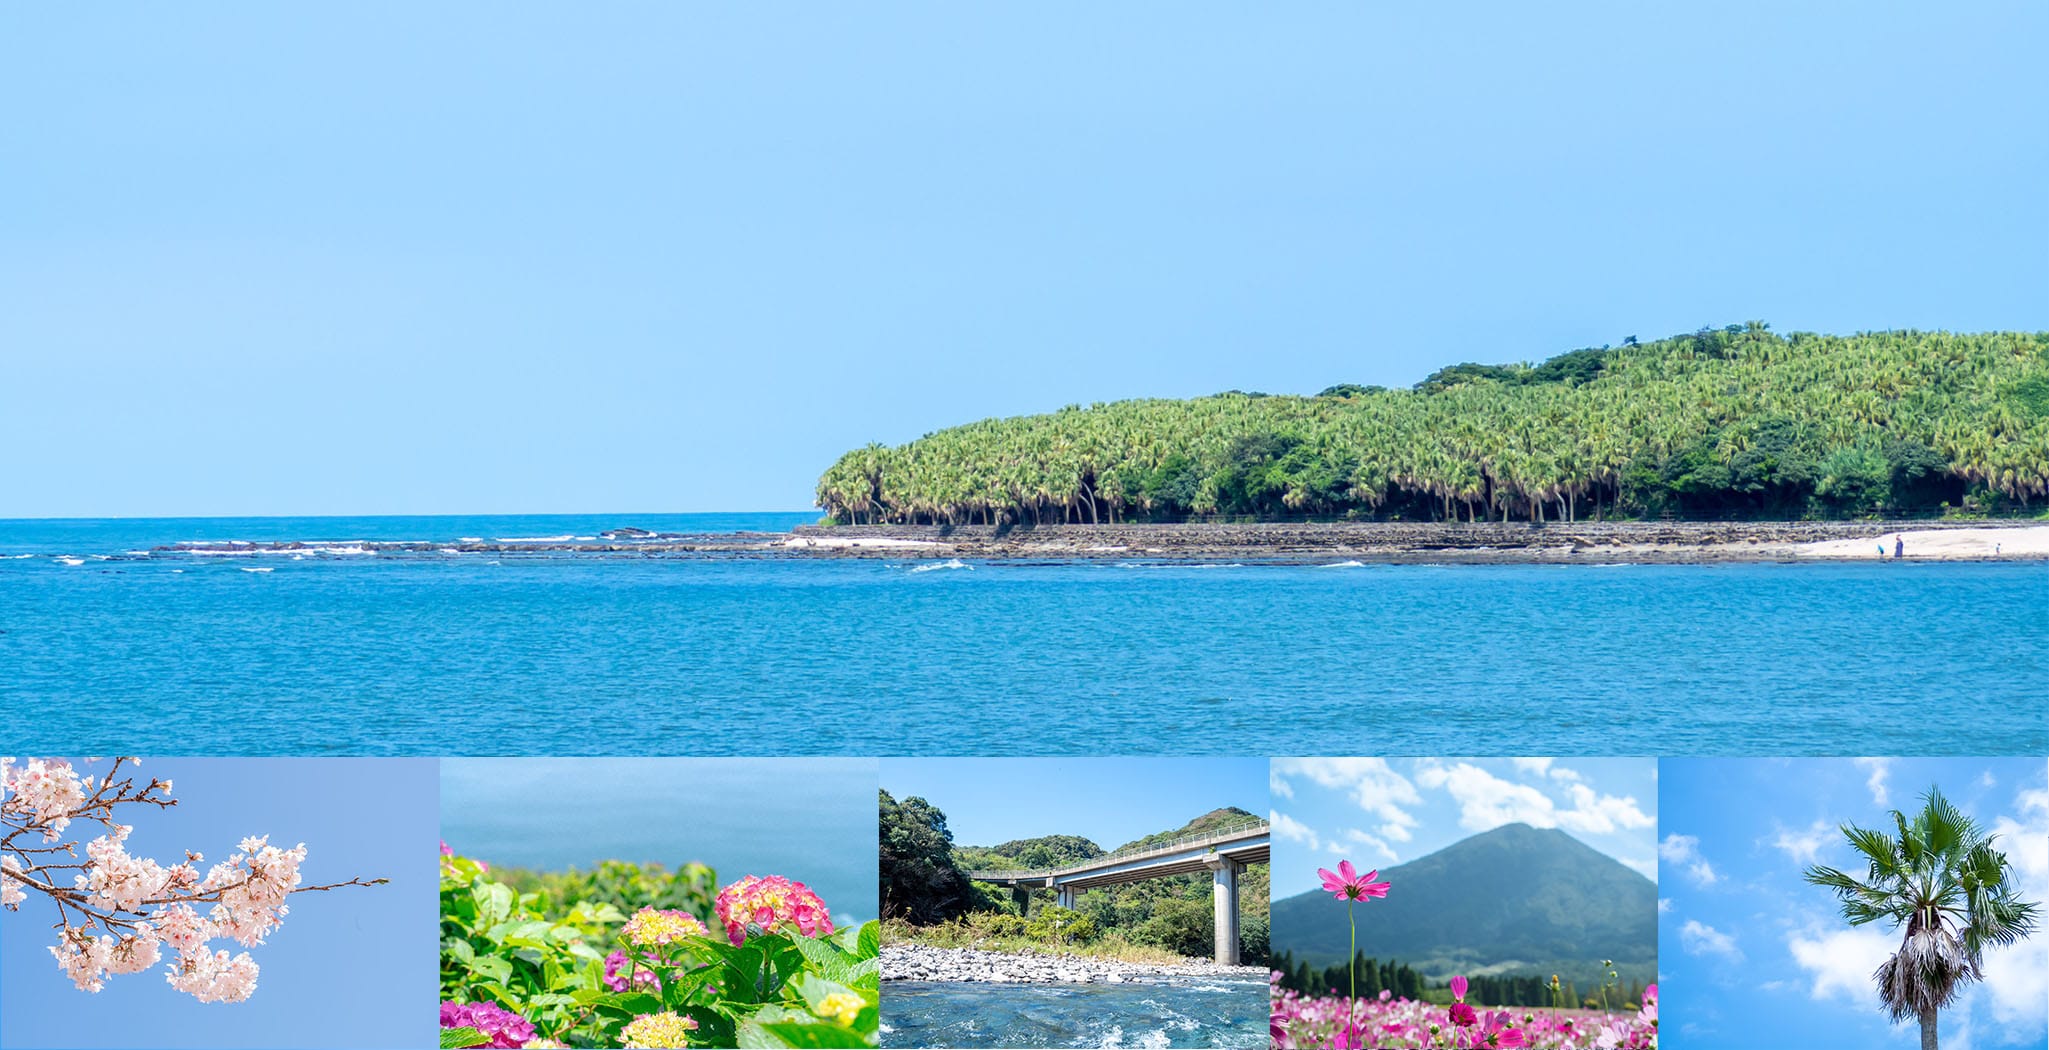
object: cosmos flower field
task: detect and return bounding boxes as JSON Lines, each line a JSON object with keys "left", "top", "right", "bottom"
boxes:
{"left": 1269, "top": 975, "right": 1658, "bottom": 1050}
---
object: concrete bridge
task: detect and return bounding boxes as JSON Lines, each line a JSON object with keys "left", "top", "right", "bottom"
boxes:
{"left": 967, "top": 818, "right": 1269, "bottom": 965}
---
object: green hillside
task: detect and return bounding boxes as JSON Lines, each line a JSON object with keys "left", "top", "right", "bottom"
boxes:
{"left": 1270, "top": 823, "right": 1654, "bottom": 989}
{"left": 819, "top": 327, "right": 2049, "bottom": 524}
{"left": 879, "top": 794, "right": 1269, "bottom": 962}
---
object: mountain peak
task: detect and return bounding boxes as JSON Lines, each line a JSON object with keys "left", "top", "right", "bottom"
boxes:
{"left": 1273, "top": 823, "right": 1655, "bottom": 986}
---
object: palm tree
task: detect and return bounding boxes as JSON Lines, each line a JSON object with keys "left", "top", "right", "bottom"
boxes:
{"left": 1802, "top": 787, "right": 2040, "bottom": 1050}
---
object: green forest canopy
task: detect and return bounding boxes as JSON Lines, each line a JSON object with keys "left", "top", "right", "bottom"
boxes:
{"left": 818, "top": 326, "right": 2049, "bottom": 524}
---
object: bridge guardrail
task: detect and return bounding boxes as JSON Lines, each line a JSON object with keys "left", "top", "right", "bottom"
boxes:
{"left": 966, "top": 817, "right": 1269, "bottom": 882}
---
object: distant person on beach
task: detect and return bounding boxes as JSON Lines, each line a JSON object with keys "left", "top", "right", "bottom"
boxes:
{"left": 1895, "top": 536, "right": 1905, "bottom": 559}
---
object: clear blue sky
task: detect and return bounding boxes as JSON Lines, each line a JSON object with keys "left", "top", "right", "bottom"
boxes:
{"left": 1269, "top": 757, "right": 1658, "bottom": 896}
{"left": 882, "top": 758, "right": 1266, "bottom": 850}
{"left": 440, "top": 758, "right": 878, "bottom": 924}
{"left": 3, "top": 3, "right": 2044, "bottom": 518}
{"left": 1660, "top": 758, "right": 2048, "bottom": 1050}
{"left": 0, "top": 758, "right": 437, "bottom": 1050}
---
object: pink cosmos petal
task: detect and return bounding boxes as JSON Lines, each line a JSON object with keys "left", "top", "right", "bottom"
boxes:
{"left": 1449, "top": 975, "right": 1468, "bottom": 1002}
{"left": 1336, "top": 859, "right": 1357, "bottom": 882}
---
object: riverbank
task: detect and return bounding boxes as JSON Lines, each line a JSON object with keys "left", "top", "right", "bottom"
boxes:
{"left": 139, "top": 519, "right": 2049, "bottom": 563}
{"left": 881, "top": 943, "right": 1267, "bottom": 985}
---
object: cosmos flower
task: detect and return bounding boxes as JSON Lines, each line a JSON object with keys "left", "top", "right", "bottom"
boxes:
{"left": 1316, "top": 860, "right": 1391, "bottom": 902}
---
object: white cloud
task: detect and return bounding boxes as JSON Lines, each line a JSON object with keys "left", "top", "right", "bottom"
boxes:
{"left": 1679, "top": 919, "right": 1742, "bottom": 960}
{"left": 1772, "top": 821, "right": 1834, "bottom": 866}
{"left": 1788, "top": 926, "right": 1894, "bottom": 1003}
{"left": 1619, "top": 854, "right": 1658, "bottom": 879}
{"left": 1269, "top": 768, "right": 1294, "bottom": 800}
{"left": 1559, "top": 781, "right": 1657, "bottom": 834}
{"left": 1977, "top": 770, "right": 1997, "bottom": 791}
{"left": 1341, "top": 827, "right": 1398, "bottom": 864}
{"left": 1853, "top": 758, "right": 1893, "bottom": 806}
{"left": 1413, "top": 760, "right": 1653, "bottom": 835}
{"left": 1658, "top": 898, "right": 1673, "bottom": 914}
{"left": 1378, "top": 822, "right": 1412, "bottom": 843}
{"left": 1979, "top": 784, "right": 2049, "bottom": 1031}
{"left": 1269, "top": 810, "right": 1322, "bottom": 853}
{"left": 1271, "top": 758, "right": 1421, "bottom": 838}
{"left": 1659, "top": 833, "right": 1720, "bottom": 887}
{"left": 1512, "top": 757, "right": 1585, "bottom": 783}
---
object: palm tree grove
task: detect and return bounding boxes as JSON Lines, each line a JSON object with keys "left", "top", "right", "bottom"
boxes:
{"left": 817, "top": 326, "right": 2049, "bottom": 525}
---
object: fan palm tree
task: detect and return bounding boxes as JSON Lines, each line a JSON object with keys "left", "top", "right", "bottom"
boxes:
{"left": 1802, "top": 787, "right": 2040, "bottom": 1050}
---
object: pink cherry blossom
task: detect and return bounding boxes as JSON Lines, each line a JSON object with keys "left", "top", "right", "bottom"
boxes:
{"left": 2, "top": 756, "right": 379, "bottom": 1003}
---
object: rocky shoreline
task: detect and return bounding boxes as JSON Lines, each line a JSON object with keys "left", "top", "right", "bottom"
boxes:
{"left": 880, "top": 943, "right": 1267, "bottom": 985}
{"left": 149, "top": 519, "right": 2049, "bottom": 564}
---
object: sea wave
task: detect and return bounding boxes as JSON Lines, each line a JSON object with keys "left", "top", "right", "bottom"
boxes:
{"left": 495, "top": 535, "right": 579, "bottom": 543}
{"left": 240, "top": 566, "right": 274, "bottom": 573}
{"left": 1095, "top": 1026, "right": 1172, "bottom": 1049}
{"left": 56, "top": 556, "right": 85, "bottom": 566}
{"left": 909, "top": 559, "right": 974, "bottom": 573}
{"left": 1314, "top": 559, "right": 1366, "bottom": 568}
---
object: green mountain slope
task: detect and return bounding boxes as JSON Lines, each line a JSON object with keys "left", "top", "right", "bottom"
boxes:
{"left": 1271, "top": 823, "right": 1654, "bottom": 986}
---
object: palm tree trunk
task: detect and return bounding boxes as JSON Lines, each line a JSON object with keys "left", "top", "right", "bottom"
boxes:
{"left": 1921, "top": 1009, "right": 1937, "bottom": 1050}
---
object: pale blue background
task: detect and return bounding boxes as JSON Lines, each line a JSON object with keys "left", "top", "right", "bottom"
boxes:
{"left": 882, "top": 757, "right": 1267, "bottom": 850}
{"left": 4, "top": 2, "right": 2045, "bottom": 517}
{"left": 0, "top": 758, "right": 437, "bottom": 1050}
{"left": 1660, "top": 758, "right": 2049, "bottom": 1050}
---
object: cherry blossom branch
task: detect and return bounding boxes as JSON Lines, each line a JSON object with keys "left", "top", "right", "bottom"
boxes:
{"left": 1, "top": 756, "right": 385, "bottom": 1003}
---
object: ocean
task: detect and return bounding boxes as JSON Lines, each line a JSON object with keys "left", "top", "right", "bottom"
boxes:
{"left": 437, "top": 756, "right": 878, "bottom": 924}
{"left": 881, "top": 977, "right": 1271, "bottom": 1049}
{"left": 4, "top": 513, "right": 2043, "bottom": 756}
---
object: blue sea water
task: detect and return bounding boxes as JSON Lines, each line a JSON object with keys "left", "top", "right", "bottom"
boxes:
{"left": 3, "top": 514, "right": 2044, "bottom": 756}
{"left": 438, "top": 756, "right": 878, "bottom": 924}
{"left": 881, "top": 978, "right": 1269, "bottom": 1048}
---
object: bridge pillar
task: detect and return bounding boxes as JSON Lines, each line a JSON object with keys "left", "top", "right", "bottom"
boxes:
{"left": 1011, "top": 885, "right": 1031, "bottom": 917}
{"left": 1056, "top": 884, "right": 1077, "bottom": 911}
{"left": 1206, "top": 857, "right": 1242, "bottom": 966}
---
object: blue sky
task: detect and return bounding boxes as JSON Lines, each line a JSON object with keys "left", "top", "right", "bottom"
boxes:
{"left": 882, "top": 758, "right": 1266, "bottom": 850}
{"left": 4, "top": 3, "right": 2045, "bottom": 517}
{"left": 1660, "top": 758, "right": 2049, "bottom": 1050}
{"left": 0, "top": 758, "right": 437, "bottom": 1050}
{"left": 440, "top": 758, "right": 877, "bottom": 924}
{"left": 1269, "top": 757, "right": 1659, "bottom": 896}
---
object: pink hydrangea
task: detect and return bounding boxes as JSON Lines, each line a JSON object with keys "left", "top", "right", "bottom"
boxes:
{"left": 713, "top": 875, "right": 833, "bottom": 945}
{"left": 441, "top": 1000, "right": 535, "bottom": 1048}
{"left": 604, "top": 949, "right": 662, "bottom": 992}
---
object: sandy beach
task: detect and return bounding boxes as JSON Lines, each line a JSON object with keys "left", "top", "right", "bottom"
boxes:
{"left": 1793, "top": 524, "right": 2049, "bottom": 560}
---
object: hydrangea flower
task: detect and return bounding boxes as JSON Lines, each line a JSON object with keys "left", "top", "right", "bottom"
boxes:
{"left": 714, "top": 875, "right": 833, "bottom": 945}
{"left": 619, "top": 1011, "right": 698, "bottom": 1049}
{"left": 620, "top": 907, "right": 709, "bottom": 947}
{"left": 440, "top": 1000, "right": 535, "bottom": 1049}
{"left": 814, "top": 990, "right": 864, "bottom": 1026}
{"left": 604, "top": 948, "right": 662, "bottom": 992}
